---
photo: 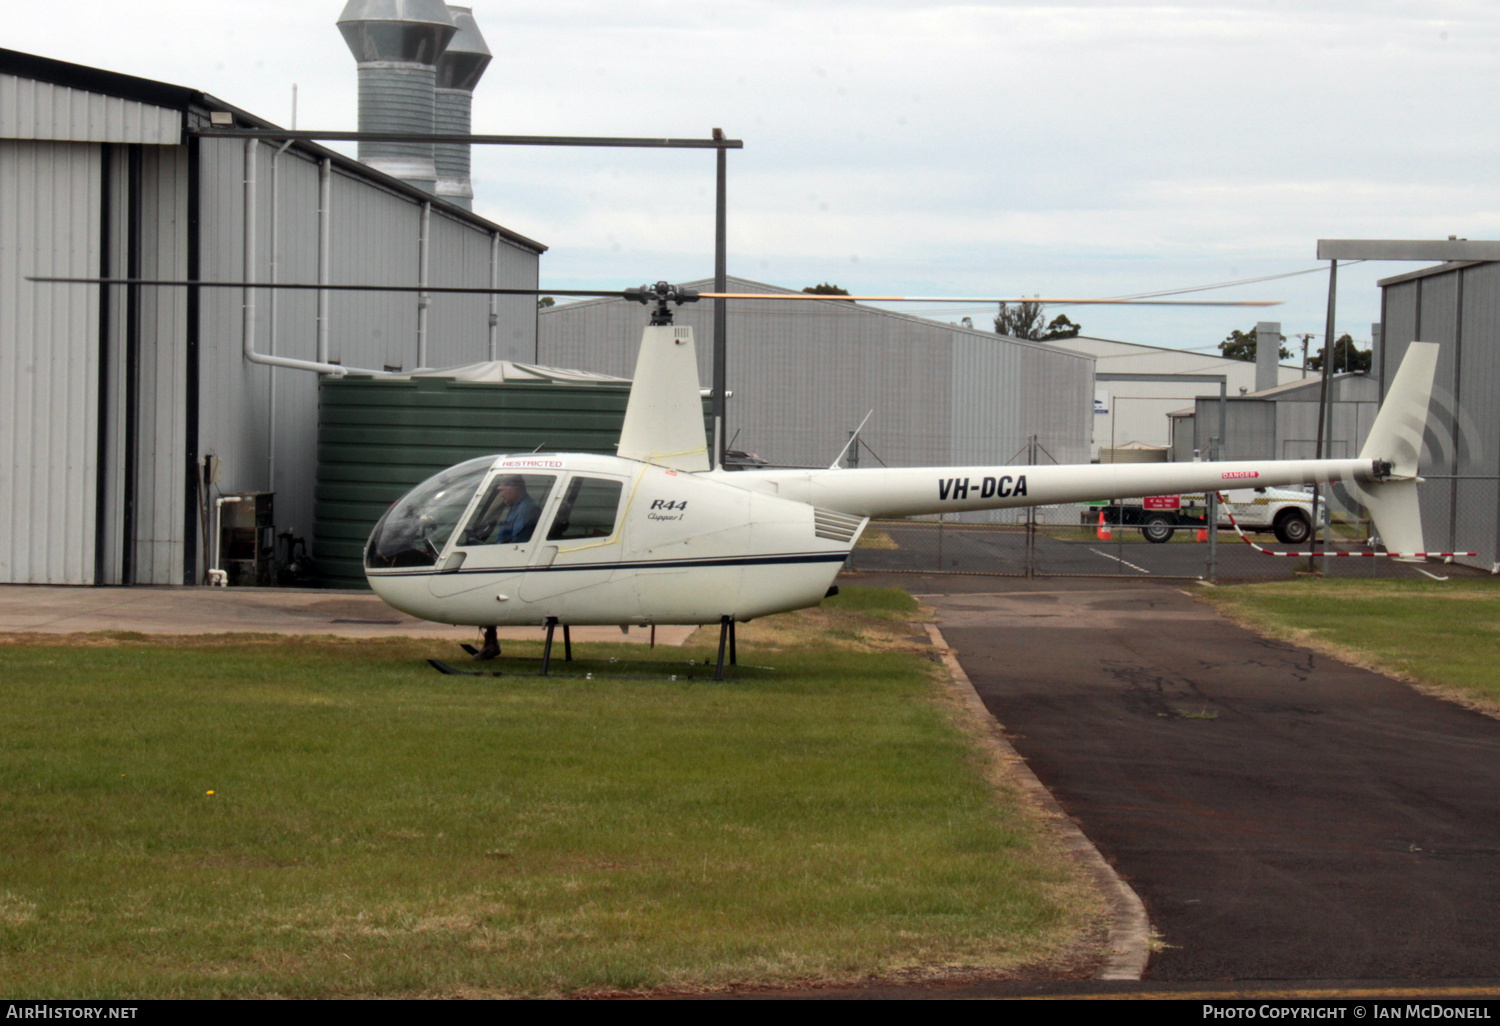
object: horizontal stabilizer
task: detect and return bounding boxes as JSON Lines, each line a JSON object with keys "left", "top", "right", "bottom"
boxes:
{"left": 1350, "top": 477, "right": 1426, "bottom": 559}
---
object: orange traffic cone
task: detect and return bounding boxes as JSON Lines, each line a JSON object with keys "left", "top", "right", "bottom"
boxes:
{"left": 1097, "top": 511, "right": 1111, "bottom": 541}
{"left": 1196, "top": 527, "right": 1208, "bottom": 542}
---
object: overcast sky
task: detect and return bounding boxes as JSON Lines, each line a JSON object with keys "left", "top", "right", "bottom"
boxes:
{"left": 12, "top": 1, "right": 1498, "bottom": 354}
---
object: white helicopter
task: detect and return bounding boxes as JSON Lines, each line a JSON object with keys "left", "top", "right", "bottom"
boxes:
{"left": 363, "top": 282, "right": 1448, "bottom": 676}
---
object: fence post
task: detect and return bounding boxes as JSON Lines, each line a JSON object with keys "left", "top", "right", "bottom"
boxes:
{"left": 1207, "top": 437, "right": 1219, "bottom": 583}
{"left": 1026, "top": 434, "right": 1038, "bottom": 578}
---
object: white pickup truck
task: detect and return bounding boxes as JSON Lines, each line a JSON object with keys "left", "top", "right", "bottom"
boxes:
{"left": 1102, "top": 487, "right": 1320, "bottom": 544}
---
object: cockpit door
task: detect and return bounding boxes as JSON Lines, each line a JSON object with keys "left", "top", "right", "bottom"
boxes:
{"left": 517, "top": 473, "right": 630, "bottom": 603}
{"left": 428, "top": 472, "right": 561, "bottom": 598}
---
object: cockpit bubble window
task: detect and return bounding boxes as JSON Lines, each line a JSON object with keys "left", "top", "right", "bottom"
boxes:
{"left": 365, "top": 456, "right": 494, "bottom": 569}
{"left": 547, "top": 477, "right": 624, "bottom": 541}
{"left": 459, "top": 474, "right": 557, "bottom": 547}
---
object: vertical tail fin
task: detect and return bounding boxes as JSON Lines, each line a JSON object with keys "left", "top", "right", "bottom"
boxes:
{"left": 616, "top": 325, "right": 711, "bottom": 472}
{"left": 1354, "top": 341, "right": 1438, "bottom": 557}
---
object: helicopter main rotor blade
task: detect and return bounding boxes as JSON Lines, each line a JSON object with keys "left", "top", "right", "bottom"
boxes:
{"left": 28, "top": 278, "right": 1281, "bottom": 307}
{"left": 25, "top": 277, "right": 628, "bottom": 298}
{"left": 699, "top": 293, "right": 1281, "bottom": 307}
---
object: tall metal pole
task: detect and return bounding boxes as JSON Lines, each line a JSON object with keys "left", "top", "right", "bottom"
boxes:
{"left": 1313, "top": 258, "right": 1338, "bottom": 574}
{"left": 1208, "top": 381, "right": 1227, "bottom": 583}
{"left": 1026, "top": 434, "right": 1037, "bottom": 578}
{"left": 1207, "top": 438, "right": 1219, "bottom": 583}
{"left": 713, "top": 128, "right": 727, "bottom": 470}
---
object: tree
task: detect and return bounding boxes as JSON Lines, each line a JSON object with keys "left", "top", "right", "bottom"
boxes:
{"left": 995, "top": 300, "right": 1044, "bottom": 339}
{"left": 994, "top": 299, "right": 1082, "bottom": 341}
{"left": 1218, "top": 325, "right": 1290, "bottom": 362}
{"left": 537, "top": 296, "right": 555, "bottom": 309}
{"left": 1039, "top": 314, "right": 1082, "bottom": 340}
{"left": 1308, "top": 333, "right": 1372, "bottom": 373}
{"left": 802, "top": 282, "right": 850, "bottom": 295}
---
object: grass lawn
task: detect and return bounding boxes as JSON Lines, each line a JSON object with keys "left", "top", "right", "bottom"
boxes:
{"left": 0, "top": 588, "right": 1099, "bottom": 998}
{"left": 1200, "top": 577, "right": 1500, "bottom": 710}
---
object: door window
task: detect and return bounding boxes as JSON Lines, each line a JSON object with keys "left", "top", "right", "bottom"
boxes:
{"left": 459, "top": 474, "right": 558, "bottom": 547}
{"left": 547, "top": 477, "right": 625, "bottom": 541}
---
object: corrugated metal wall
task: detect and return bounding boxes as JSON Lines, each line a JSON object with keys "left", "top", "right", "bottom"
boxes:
{"left": 948, "top": 333, "right": 1093, "bottom": 523}
{"left": 263, "top": 147, "right": 323, "bottom": 552}
{"left": 1456, "top": 263, "right": 1500, "bottom": 570}
{"left": 492, "top": 232, "right": 540, "bottom": 363}
{"left": 132, "top": 145, "right": 191, "bottom": 584}
{"left": 1050, "top": 336, "right": 1304, "bottom": 458}
{"left": 3, "top": 64, "right": 544, "bottom": 585}
{"left": 97, "top": 145, "right": 129, "bottom": 585}
{"left": 538, "top": 279, "right": 1094, "bottom": 479}
{"left": 198, "top": 136, "right": 274, "bottom": 573}
{"left": 0, "top": 141, "right": 101, "bottom": 583}
{"left": 1274, "top": 381, "right": 1381, "bottom": 461}
{"left": 1381, "top": 262, "right": 1500, "bottom": 569}
{"left": 427, "top": 211, "right": 493, "bottom": 369}
{"left": 1175, "top": 376, "right": 1380, "bottom": 465}
{"left": 328, "top": 172, "right": 421, "bottom": 371}
{"left": 0, "top": 73, "right": 180, "bottom": 144}
{"left": 724, "top": 302, "right": 954, "bottom": 469}
{"left": 196, "top": 138, "right": 543, "bottom": 573}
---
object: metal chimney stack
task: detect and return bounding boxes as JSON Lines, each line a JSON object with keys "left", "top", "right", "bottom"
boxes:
{"left": 434, "top": 6, "right": 491, "bottom": 210}
{"left": 337, "top": 0, "right": 457, "bottom": 194}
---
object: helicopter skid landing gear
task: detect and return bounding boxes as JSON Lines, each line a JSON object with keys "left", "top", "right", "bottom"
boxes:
{"left": 539, "top": 618, "right": 573, "bottom": 675}
{"left": 715, "top": 615, "right": 737, "bottom": 682}
{"left": 428, "top": 620, "right": 749, "bottom": 680}
{"left": 472, "top": 626, "right": 501, "bottom": 661}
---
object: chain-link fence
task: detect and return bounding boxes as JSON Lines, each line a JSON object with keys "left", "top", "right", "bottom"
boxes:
{"left": 846, "top": 478, "right": 1498, "bottom": 582}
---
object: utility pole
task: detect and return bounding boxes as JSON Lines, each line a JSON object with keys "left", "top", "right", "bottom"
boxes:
{"left": 1296, "top": 333, "right": 1316, "bottom": 379}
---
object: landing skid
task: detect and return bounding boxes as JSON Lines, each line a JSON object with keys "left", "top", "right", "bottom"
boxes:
{"left": 434, "top": 616, "right": 743, "bottom": 681}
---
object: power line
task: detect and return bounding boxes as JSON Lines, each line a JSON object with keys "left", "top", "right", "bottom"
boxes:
{"left": 899, "top": 260, "right": 1369, "bottom": 318}
{"left": 1102, "top": 260, "right": 1366, "bottom": 301}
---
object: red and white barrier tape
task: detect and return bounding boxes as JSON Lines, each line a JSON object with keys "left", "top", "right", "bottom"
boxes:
{"left": 1214, "top": 494, "right": 1476, "bottom": 559}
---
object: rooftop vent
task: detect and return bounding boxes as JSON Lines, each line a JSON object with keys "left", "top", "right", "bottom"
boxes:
{"left": 433, "top": 6, "right": 491, "bottom": 210}
{"left": 336, "top": 0, "right": 458, "bottom": 193}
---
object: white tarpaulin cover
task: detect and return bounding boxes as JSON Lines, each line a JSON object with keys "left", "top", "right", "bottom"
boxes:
{"left": 408, "top": 361, "right": 630, "bottom": 385}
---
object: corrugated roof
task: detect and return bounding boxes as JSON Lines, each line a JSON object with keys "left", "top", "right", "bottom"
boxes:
{"left": 1376, "top": 260, "right": 1491, "bottom": 288}
{"left": 0, "top": 46, "right": 545, "bottom": 254}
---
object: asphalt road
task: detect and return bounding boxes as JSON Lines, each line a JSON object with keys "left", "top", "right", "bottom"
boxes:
{"left": 921, "top": 578, "right": 1500, "bottom": 982}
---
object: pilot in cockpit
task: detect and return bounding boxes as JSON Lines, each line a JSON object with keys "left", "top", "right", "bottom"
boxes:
{"left": 464, "top": 475, "right": 541, "bottom": 546}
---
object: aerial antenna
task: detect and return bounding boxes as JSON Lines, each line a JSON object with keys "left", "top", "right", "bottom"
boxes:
{"left": 829, "top": 410, "right": 874, "bottom": 470}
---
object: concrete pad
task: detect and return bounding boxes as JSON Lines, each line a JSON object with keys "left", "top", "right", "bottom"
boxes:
{"left": 0, "top": 585, "right": 695, "bottom": 646}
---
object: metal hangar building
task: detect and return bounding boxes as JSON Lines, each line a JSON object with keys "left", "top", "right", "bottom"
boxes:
{"left": 1378, "top": 259, "right": 1500, "bottom": 571}
{"left": 1042, "top": 335, "right": 1307, "bottom": 461}
{"left": 1, "top": 48, "right": 544, "bottom": 586}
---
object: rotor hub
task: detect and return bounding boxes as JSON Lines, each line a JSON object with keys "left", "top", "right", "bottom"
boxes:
{"left": 624, "top": 281, "right": 700, "bottom": 325}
